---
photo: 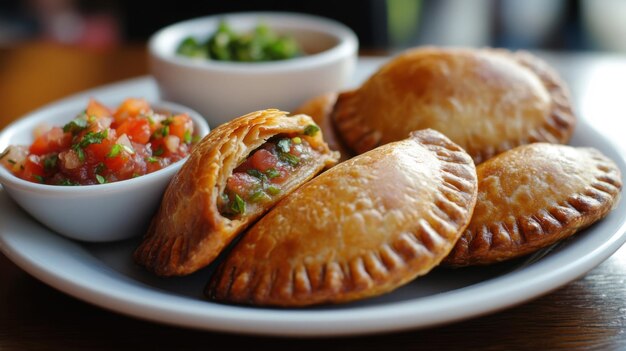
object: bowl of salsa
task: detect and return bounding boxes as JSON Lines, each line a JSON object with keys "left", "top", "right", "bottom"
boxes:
{"left": 0, "top": 98, "right": 210, "bottom": 242}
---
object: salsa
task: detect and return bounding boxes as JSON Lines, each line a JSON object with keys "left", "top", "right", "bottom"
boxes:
{"left": 177, "top": 20, "right": 302, "bottom": 62}
{"left": 219, "top": 124, "right": 320, "bottom": 217}
{"left": 0, "top": 98, "right": 198, "bottom": 185}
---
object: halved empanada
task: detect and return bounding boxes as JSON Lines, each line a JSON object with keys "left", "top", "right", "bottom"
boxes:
{"left": 333, "top": 47, "right": 576, "bottom": 164}
{"left": 445, "top": 143, "right": 622, "bottom": 266}
{"left": 206, "top": 129, "right": 478, "bottom": 306}
{"left": 134, "top": 109, "right": 339, "bottom": 276}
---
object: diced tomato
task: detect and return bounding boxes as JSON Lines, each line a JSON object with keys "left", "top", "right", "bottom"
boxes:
{"left": 85, "top": 138, "right": 114, "bottom": 161}
{"left": 29, "top": 127, "right": 72, "bottom": 155}
{"left": 116, "top": 118, "right": 151, "bottom": 144}
{"left": 104, "top": 153, "right": 128, "bottom": 172}
{"left": 226, "top": 172, "right": 261, "bottom": 198}
{"left": 249, "top": 149, "right": 278, "bottom": 172}
{"left": 21, "top": 155, "right": 45, "bottom": 182}
{"left": 114, "top": 98, "right": 150, "bottom": 124}
{"left": 86, "top": 99, "right": 113, "bottom": 118}
{"left": 168, "top": 114, "right": 193, "bottom": 140}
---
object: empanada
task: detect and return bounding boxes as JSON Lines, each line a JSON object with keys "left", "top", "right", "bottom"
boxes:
{"left": 134, "top": 109, "right": 339, "bottom": 276}
{"left": 206, "top": 129, "right": 478, "bottom": 306}
{"left": 445, "top": 143, "right": 622, "bottom": 266}
{"left": 333, "top": 47, "right": 576, "bottom": 164}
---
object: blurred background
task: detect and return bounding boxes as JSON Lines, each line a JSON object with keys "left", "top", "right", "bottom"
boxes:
{"left": 0, "top": 0, "right": 625, "bottom": 126}
{"left": 2, "top": 0, "right": 625, "bottom": 52}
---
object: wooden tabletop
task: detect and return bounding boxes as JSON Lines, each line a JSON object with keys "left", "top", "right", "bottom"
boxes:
{"left": 1, "top": 41, "right": 626, "bottom": 350}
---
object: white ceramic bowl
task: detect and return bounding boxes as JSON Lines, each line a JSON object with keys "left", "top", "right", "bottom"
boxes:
{"left": 149, "top": 12, "right": 358, "bottom": 127}
{"left": 0, "top": 100, "right": 210, "bottom": 242}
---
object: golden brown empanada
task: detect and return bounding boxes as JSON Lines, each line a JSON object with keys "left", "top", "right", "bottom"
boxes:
{"left": 445, "top": 143, "right": 622, "bottom": 266}
{"left": 134, "top": 109, "right": 339, "bottom": 276}
{"left": 333, "top": 47, "right": 576, "bottom": 164}
{"left": 206, "top": 129, "right": 478, "bottom": 306}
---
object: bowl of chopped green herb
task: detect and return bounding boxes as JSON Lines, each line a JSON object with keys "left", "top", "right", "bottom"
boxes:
{"left": 148, "top": 12, "right": 358, "bottom": 127}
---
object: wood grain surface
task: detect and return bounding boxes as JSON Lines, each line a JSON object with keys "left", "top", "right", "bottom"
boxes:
{"left": 1, "top": 41, "right": 626, "bottom": 350}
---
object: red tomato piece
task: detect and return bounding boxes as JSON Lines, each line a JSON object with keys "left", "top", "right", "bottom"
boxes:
{"left": 226, "top": 172, "right": 261, "bottom": 198}
{"left": 29, "top": 127, "right": 72, "bottom": 155}
{"left": 114, "top": 98, "right": 150, "bottom": 124}
{"left": 168, "top": 114, "right": 193, "bottom": 141}
{"left": 86, "top": 99, "right": 113, "bottom": 118}
{"left": 21, "top": 155, "right": 45, "bottom": 182}
{"left": 249, "top": 149, "right": 278, "bottom": 172}
{"left": 116, "top": 118, "right": 151, "bottom": 144}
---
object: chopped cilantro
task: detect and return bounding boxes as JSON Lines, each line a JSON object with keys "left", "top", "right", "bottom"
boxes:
{"left": 230, "top": 194, "right": 246, "bottom": 215}
{"left": 63, "top": 117, "right": 88, "bottom": 134}
{"left": 58, "top": 178, "right": 78, "bottom": 186}
{"left": 183, "top": 130, "right": 192, "bottom": 144}
{"left": 132, "top": 173, "right": 140, "bottom": 178}
{"left": 146, "top": 156, "right": 158, "bottom": 163}
{"left": 33, "top": 175, "right": 45, "bottom": 183}
{"left": 75, "top": 147, "right": 86, "bottom": 162}
{"left": 7, "top": 159, "right": 16, "bottom": 165}
{"left": 162, "top": 117, "right": 174, "bottom": 126}
{"left": 161, "top": 125, "right": 169, "bottom": 137}
{"left": 265, "top": 168, "right": 280, "bottom": 179}
{"left": 107, "top": 144, "right": 122, "bottom": 158}
{"left": 78, "top": 130, "right": 108, "bottom": 148}
{"left": 303, "top": 124, "right": 320, "bottom": 136}
{"left": 279, "top": 152, "right": 299, "bottom": 166}
{"left": 43, "top": 154, "right": 58, "bottom": 171}
{"left": 153, "top": 147, "right": 164, "bottom": 156}
{"left": 96, "top": 174, "right": 106, "bottom": 184}
{"left": 95, "top": 162, "right": 106, "bottom": 174}
{"left": 249, "top": 190, "right": 270, "bottom": 202}
{"left": 277, "top": 138, "right": 291, "bottom": 153}
{"left": 246, "top": 169, "right": 266, "bottom": 180}
{"left": 266, "top": 185, "right": 281, "bottom": 195}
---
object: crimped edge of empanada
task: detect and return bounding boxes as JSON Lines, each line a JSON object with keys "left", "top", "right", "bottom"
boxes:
{"left": 445, "top": 146, "right": 622, "bottom": 266}
{"left": 206, "top": 129, "right": 478, "bottom": 306}
{"left": 332, "top": 47, "right": 577, "bottom": 163}
{"left": 134, "top": 109, "right": 339, "bottom": 276}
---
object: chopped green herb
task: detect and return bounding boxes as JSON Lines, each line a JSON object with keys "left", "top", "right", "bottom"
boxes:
{"left": 147, "top": 115, "right": 155, "bottom": 125}
{"left": 246, "top": 169, "right": 267, "bottom": 180}
{"left": 96, "top": 174, "right": 106, "bottom": 184}
{"left": 76, "top": 130, "right": 108, "bottom": 149}
{"left": 249, "top": 190, "right": 270, "bottom": 202}
{"left": 107, "top": 144, "right": 122, "bottom": 158}
{"left": 279, "top": 152, "right": 299, "bottom": 166}
{"left": 43, "top": 154, "right": 58, "bottom": 171}
{"left": 58, "top": 178, "right": 78, "bottom": 186}
{"left": 75, "top": 147, "right": 86, "bottom": 163}
{"left": 303, "top": 124, "right": 320, "bottom": 136}
{"left": 95, "top": 162, "right": 106, "bottom": 174}
{"left": 7, "top": 159, "right": 16, "bottom": 165}
{"left": 277, "top": 138, "right": 291, "bottom": 153}
{"left": 33, "top": 175, "right": 45, "bottom": 183}
{"left": 291, "top": 136, "right": 302, "bottom": 144}
{"left": 146, "top": 156, "right": 158, "bottom": 163}
{"left": 153, "top": 147, "right": 164, "bottom": 156}
{"left": 161, "top": 126, "right": 170, "bottom": 137}
{"left": 265, "top": 168, "right": 280, "bottom": 179}
{"left": 162, "top": 117, "right": 174, "bottom": 126}
{"left": 266, "top": 185, "right": 281, "bottom": 195}
{"left": 63, "top": 117, "right": 88, "bottom": 134}
{"left": 183, "top": 130, "right": 192, "bottom": 144}
{"left": 0, "top": 147, "right": 10, "bottom": 160}
{"left": 132, "top": 173, "right": 140, "bottom": 178}
{"left": 230, "top": 194, "right": 246, "bottom": 215}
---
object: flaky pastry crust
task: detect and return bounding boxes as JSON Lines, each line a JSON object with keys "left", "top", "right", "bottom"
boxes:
{"left": 206, "top": 129, "right": 478, "bottom": 306}
{"left": 445, "top": 143, "right": 622, "bottom": 266}
{"left": 333, "top": 47, "right": 576, "bottom": 164}
{"left": 134, "top": 109, "right": 338, "bottom": 276}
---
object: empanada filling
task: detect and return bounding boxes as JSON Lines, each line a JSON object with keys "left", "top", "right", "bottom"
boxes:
{"left": 219, "top": 128, "right": 319, "bottom": 218}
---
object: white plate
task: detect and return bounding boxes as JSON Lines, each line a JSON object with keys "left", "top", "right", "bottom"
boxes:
{"left": 1, "top": 59, "right": 626, "bottom": 337}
